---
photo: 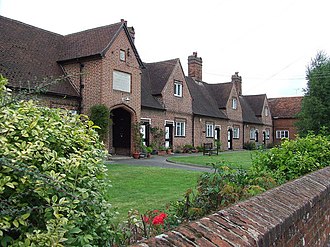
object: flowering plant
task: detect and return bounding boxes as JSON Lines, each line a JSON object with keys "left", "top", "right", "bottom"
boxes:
{"left": 142, "top": 210, "right": 168, "bottom": 237}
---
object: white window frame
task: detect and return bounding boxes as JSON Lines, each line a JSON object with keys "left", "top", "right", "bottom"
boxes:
{"left": 113, "top": 70, "right": 131, "bottom": 93}
{"left": 232, "top": 97, "right": 237, "bottom": 110}
{"left": 276, "top": 130, "right": 289, "bottom": 139}
{"left": 175, "top": 121, "right": 186, "bottom": 137}
{"left": 266, "top": 129, "right": 270, "bottom": 140}
{"left": 174, "top": 81, "right": 183, "bottom": 97}
{"left": 233, "top": 126, "right": 239, "bottom": 139}
{"left": 119, "top": 49, "right": 126, "bottom": 61}
{"left": 265, "top": 106, "right": 269, "bottom": 116}
{"left": 250, "top": 128, "right": 255, "bottom": 140}
{"left": 206, "top": 122, "right": 214, "bottom": 138}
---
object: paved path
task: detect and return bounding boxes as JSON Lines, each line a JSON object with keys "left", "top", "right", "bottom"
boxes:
{"left": 105, "top": 153, "right": 213, "bottom": 172}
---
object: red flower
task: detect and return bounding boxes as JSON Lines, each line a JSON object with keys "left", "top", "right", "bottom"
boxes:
{"left": 143, "top": 215, "right": 150, "bottom": 223}
{"left": 152, "top": 213, "right": 167, "bottom": 225}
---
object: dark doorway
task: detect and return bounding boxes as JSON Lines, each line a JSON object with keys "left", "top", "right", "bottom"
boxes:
{"left": 227, "top": 129, "right": 233, "bottom": 150}
{"left": 215, "top": 127, "right": 221, "bottom": 148}
{"left": 255, "top": 131, "right": 259, "bottom": 143}
{"left": 112, "top": 108, "right": 131, "bottom": 155}
{"left": 165, "top": 123, "right": 173, "bottom": 148}
{"left": 263, "top": 131, "right": 266, "bottom": 145}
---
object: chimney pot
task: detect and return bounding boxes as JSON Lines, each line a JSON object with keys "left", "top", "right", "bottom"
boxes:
{"left": 188, "top": 52, "right": 203, "bottom": 81}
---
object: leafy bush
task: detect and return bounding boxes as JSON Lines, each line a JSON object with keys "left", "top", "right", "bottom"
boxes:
{"left": 0, "top": 76, "right": 115, "bottom": 246}
{"left": 89, "top": 104, "right": 110, "bottom": 141}
{"left": 252, "top": 133, "right": 330, "bottom": 183}
{"left": 243, "top": 141, "right": 256, "bottom": 150}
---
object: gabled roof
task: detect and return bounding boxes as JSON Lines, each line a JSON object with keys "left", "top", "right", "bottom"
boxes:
{"left": 268, "top": 96, "right": 303, "bottom": 118}
{"left": 140, "top": 66, "right": 164, "bottom": 110}
{"left": 0, "top": 15, "right": 143, "bottom": 97}
{"left": 142, "top": 59, "right": 178, "bottom": 95}
{"left": 186, "top": 77, "right": 228, "bottom": 119}
{"left": 205, "top": 82, "right": 233, "bottom": 109}
{"left": 242, "top": 94, "right": 267, "bottom": 116}
{"left": 0, "top": 15, "right": 79, "bottom": 97}
{"left": 239, "top": 96, "right": 262, "bottom": 124}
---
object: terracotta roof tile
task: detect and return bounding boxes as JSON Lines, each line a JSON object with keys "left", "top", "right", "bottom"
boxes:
{"left": 268, "top": 96, "right": 303, "bottom": 118}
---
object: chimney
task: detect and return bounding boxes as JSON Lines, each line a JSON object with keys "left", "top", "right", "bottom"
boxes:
{"left": 121, "top": 19, "right": 135, "bottom": 43}
{"left": 188, "top": 52, "right": 203, "bottom": 81}
{"left": 232, "top": 72, "right": 242, "bottom": 96}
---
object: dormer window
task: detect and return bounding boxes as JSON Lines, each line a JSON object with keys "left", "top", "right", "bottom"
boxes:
{"left": 232, "top": 97, "right": 237, "bottom": 110}
{"left": 174, "top": 81, "right": 183, "bottom": 97}
{"left": 265, "top": 106, "right": 269, "bottom": 116}
{"left": 119, "top": 49, "right": 126, "bottom": 61}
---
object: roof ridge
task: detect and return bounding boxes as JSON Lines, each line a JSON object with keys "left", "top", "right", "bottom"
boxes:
{"left": 64, "top": 21, "right": 123, "bottom": 37}
{"left": 0, "top": 15, "right": 63, "bottom": 37}
{"left": 144, "top": 58, "right": 179, "bottom": 65}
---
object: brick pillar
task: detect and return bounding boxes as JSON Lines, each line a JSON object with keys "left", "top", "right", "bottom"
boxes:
{"left": 188, "top": 52, "right": 203, "bottom": 81}
{"left": 232, "top": 72, "right": 242, "bottom": 96}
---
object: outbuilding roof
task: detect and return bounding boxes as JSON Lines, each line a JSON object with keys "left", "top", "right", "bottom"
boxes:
{"left": 268, "top": 96, "right": 303, "bottom": 118}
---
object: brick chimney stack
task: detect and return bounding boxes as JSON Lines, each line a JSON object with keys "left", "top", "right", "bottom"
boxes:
{"left": 188, "top": 52, "right": 203, "bottom": 81}
{"left": 121, "top": 19, "right": 135, "bottom": 43}
{"left": 232, "top": 72, "right": 242, "bottom": 96}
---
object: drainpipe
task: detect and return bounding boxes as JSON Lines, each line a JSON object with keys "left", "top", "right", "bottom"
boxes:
{"left": 79, "top": 63, "right": 85, "bottom": 113}
{"left": 192, "top": 115, "right": 195, "bottom": 147}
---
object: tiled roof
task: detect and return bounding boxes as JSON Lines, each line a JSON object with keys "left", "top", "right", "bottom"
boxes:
{"left": 242, "top": 94, "right": 267, "bottom": 116}
{"left": 60, "top": 22, "right": 123, "bottom": 61}
{"left": 205, "top": 82, "right": 233, "bottom": 109}
{"left": 268, "top": 96, "right": 303, "bottom": 118}
{"left": 0, "top": 15, "right": 79, "bottom": 96}
{"left": 141, "top": 66, "right": 164, "bottom": 110}
{"left": 186, "top": 77, "right": 228, "bottom": 119}
{"left": 143, "top": 59, "right": 178, "bottom": 95}
{"left": 239, "top": 96, "right": 262, "bottom": 124}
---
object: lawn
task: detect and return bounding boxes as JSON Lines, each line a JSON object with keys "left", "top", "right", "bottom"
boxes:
{"left": 167, "top": 150, "right": 254, "bottom": 170}
{"left": 106, "top": 164, "right": 202, "bottom": 219}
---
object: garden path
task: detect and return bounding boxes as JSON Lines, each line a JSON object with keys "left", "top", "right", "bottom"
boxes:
{"left": 106, "top": 153, "right": 213, "bottom": 172}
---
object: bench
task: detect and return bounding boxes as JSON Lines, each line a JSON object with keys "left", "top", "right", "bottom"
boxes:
{"left": 203, "top": 142, "right": 219, "bottom": 156}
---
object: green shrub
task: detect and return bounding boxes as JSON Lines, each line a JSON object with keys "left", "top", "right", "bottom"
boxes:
{"left": 89, "top": 104, "right": 110, "bottom": 141}
{"left": 0, "top": 76, "right": 115, "bottom": 246}
{"left": 252, "top": 134, "right": 330, "bottom": 183}
{"left": 243, "top": 141, "right": 256, "bottom": 150}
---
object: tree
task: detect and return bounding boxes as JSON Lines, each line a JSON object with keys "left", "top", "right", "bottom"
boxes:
{"left": 296, "top": 51, "right": 330, "bottom": 136}
{"left": 89, "top": 104, "right": 111, "bottom": 141}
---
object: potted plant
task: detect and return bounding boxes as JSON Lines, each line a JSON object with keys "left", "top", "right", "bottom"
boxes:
{"left": 166, "top": 147, "right": 172, "bottom": 154}
{"left": 132, "top": 122, "right": 143, "bottom": 159}
{"left": 157, "top": 146, "right": 167, "bottom": 156}
{"left": 146, "top": 146, "right": 153, "bottom": 158}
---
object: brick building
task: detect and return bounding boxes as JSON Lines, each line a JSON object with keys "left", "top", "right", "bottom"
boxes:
{"left": 1, "top": 16, "right": 301, "bottom": 154}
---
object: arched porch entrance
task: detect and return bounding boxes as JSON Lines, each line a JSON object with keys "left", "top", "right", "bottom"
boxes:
{"left": 111, "top": 107, "right": 133, "bottom": 155}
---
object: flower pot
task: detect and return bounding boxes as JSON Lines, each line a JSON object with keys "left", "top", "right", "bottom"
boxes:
{"left": 157, "top": 150, "right": 166, "bottom": 156}
{"left": 132, "top": 152, "right": 140, "bottom": 159}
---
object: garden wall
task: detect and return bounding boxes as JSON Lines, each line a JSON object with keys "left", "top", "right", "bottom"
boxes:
{"left": 134, "top": 166, "right": 330, "bottom": 246}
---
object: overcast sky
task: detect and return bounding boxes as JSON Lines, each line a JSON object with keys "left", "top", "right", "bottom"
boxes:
{"left": 1, "top": 0, "right": 330, "bottom": 97}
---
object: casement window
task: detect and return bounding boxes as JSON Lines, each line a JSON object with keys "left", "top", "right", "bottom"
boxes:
{"left": 175, "top": 120, "right": 186, "bottom": 137}
{"left": 250, "top": 128, "right": 255, "bottom": 140}
{"left": 233, "top": 126, "right": 240, "bottom": 139}
{"left": 265, "top": 106, "right": 269, "bottom": 116}
{"left": 276, "top": 130, "right": 289, "bottom": 139}
{"left": 174, "top": 81, "right": 183, "bottom": 97}
{"left": 265, "top": 129, "right": 270, "bottom": 140}
{"left": 119, "top": 49, "right": 126, "bottom": 61}
{"left": 232, "top": 97, "right": 238, "bottom": 110}
{"left": 206, "top": 122, "right": 214, "bottom": 138}
{"left": 113, "top": 70, "right": 131, "bottom": 93}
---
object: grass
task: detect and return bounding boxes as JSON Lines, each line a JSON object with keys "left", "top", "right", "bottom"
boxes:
{"left": 106, "top": 164, "right": 202, "bottom": 219}
{"left": 167, "top": 150, "right": 254, "bottom": 170}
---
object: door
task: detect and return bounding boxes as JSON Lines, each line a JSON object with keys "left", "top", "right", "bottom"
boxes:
{"left": 140, "top": 122, "right": 150, "bottom": 147}
{"left": 112, "top": 108, "right": 131, "bottom": 155}
{"left": 255, "top": 131, "right": 259, "bottom": 143}
{"left": 215, "top": 127, "right": 220, "bottom": 148}
{"left": 165, "top": 124, "right": 173, "bottom": 148}
{"left": 227, "top": 129, "right": 233, "bottom": 150}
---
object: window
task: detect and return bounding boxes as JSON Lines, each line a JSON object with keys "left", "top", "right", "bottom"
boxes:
{"left": 265, "top": 129, "right": 270, "bottom": 140}
{"left": 174, "top": 81, "right": 183, "bottom": 97}
{"left": 265, "top": 106, "right": 269, "bottom": 116}
{"left": 232, "top": 97, "right": 237, "bottom": 109}
{"left": 233, "top": 126, "right": 239, "bottom": 139}
{"left": 276, "top": 130, "right": 289, "bottom": 139}
{"left": 113, "top": 70, "right": 131, "bottom": 93}
{"left": 206, "top": 122, "right": 214, "bottom": 138}
{"left": 250, "top": 128, "right": 255, "bottom": 140}
{"left": 175, "top": 121, "right": 186, "bottom": 137}
{"left": 119, "top": 50, "right": 126, "bottom": 61}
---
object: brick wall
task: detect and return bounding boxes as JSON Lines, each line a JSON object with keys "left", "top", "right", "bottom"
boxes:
{"left": 134, "top": 166, "right": 330, "bottom": 247}
{"left": 273, "top": 118, "right": 299, "bottom": 145}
